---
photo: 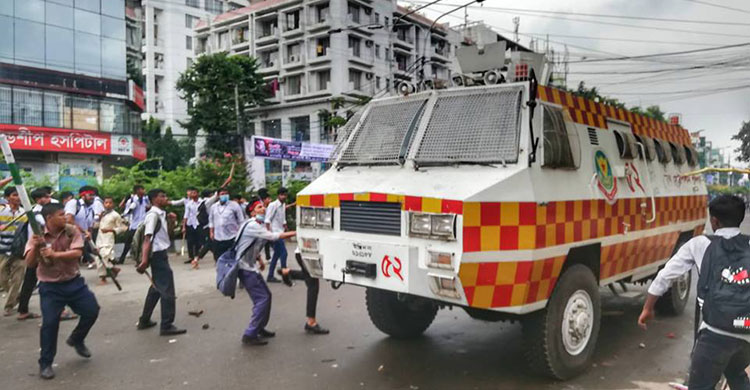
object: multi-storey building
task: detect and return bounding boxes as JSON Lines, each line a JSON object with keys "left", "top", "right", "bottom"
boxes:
{"left": 138, "top": 0, "right": 247, "bottom": 135}
{"left": 0, "top": 0, "right": 146, "bottom": 190}
{"left": 195, "top": 0, "right": 464, "bottom": 184}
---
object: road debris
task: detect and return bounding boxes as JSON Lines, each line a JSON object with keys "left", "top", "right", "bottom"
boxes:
{"left": 378, "top": 365, "right": 384, "bottom": 372}
{"left": 202, "top": 323, "right": 210, "bottom": 329}
{"left": 188, "top": 310, "right": 204, "bottom": 317}
{"left": 666, "top": 332, "right": 676, "bottom": 339}
{"left": 638, "top": 343, "right": 646, "bottom": 349}
{"left": 169, "top": 339, "right": 177, "bottom": 344}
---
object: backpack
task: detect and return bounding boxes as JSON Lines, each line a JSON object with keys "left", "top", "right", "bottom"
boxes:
{"left": 9, "top": 220, "right": 29, "bottom": 259}
{"left": 216, "top": 221, "right": 253, "bottom": 299}
{"left": 697, "top": 234, "right": 750, "bottom": 334}
{"left": 197, "top": 200, "right": 209, "bottom": 227}
{"left": 131, "top": 212, "right": 162, "bottom": 266}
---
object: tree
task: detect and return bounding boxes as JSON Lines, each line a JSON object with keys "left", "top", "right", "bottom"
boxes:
{"left": 732, "top": 121, "right": 750, "bottom": 162}
{"left": 567, "top": 82, "right": 668, "bottom": 123}
{"left": 176, "top": 53, "right": 267, "bottom": 155}
{"left": 140, "top": 117, "right": 193, "bottom": 171}
{"left": 631, "top": 105, "right": 667, "bottom": 122}
{"left": 127, "top": 59, "right": 144, "bottom": 88}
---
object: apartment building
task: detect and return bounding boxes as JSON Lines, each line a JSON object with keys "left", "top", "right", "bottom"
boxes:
{"left": 0, "top": 0, "right": 146, "bottom": 190}
{"left": 138, "top": 0, "right": 247, "bottom": 134}
{"left": 195, "top": 0, "right": 463, "bottom": 184}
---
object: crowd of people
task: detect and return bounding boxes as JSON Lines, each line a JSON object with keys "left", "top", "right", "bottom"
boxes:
{"left": 0, "top": 180, "right": 328, "bottom": 380}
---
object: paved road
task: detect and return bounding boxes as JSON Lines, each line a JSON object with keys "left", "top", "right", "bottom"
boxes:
{"left": 0, "top": 217, "right": 740, "bottom": 390}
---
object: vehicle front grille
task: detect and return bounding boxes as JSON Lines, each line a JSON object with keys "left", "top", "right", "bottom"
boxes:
{"left": 340, "top": 201, "right": 402, "bottom": 236}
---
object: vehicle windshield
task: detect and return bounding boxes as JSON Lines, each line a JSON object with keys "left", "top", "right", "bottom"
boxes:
{"left": 333, "top": 84, "right": 525, "bottom": 166}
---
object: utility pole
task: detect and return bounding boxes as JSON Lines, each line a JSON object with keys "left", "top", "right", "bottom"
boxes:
{"left": 513, "top": 16, "right": 520, "bottom": 43}
{"left": 234, "top": 83, "right": 241, "bottom": 135}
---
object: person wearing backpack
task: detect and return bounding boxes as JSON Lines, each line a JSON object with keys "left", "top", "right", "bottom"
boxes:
{"left": 16, "top": 188, "right": 51, "bottom": 321}
{"left": 235, "top": 200, "right": 296, "bottom": 346}
{"left": 639, "top": 195, "right": 750, "bottom": 390}
{"left": 117, "top": 185, "right": 150, "bottom": 264}
{"left": 135, "top": 189, "right": 186, "bottom": 336}
{"left": 0, "top": 186, "right": 28, "bottom": 316}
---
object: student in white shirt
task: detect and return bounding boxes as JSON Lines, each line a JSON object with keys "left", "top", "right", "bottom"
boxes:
{"left": 265, "top": 187, "right": 289, "bottom": 283}
{"left": 170, "top": 187, "right": 202, "bottom": 263}
{"left": 117, "top": 185, "right": 150, "bottom": 264}
{"left": 207, "top": 188, "right": 245, "bottom": 262}
{"left": 136, "top": 189, "right": 185, "bottom": 336}
{"left": 640, "top": 195, "right": 750, "bottom": 389}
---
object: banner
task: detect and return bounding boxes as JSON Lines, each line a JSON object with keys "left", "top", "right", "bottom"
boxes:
{"left": 249, "top": 136, "right": 334, "bottom": 163}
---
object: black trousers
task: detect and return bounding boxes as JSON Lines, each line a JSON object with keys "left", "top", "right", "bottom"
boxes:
{"left": 195, "top": 228, "right": 212, "bottom": 260}
{"left": 689, "top": 329, "right": 750, "bottom": 390}
{"left": 140, "top": 250, "right": 176, "bottom": 330}
{"left": 17, "top": 265, "right": 38, "bottom": 314}
{"left": 185, "top": 226, "right": 203, "bottom": 259}
{"left": 118, "top": 229, "right": 137, "bottom": 264}
{"left": 212, "top": 239, "right": 234, "bottom": 262}
{"left": 288, "top": 252, "right": 319, "bottom": 318}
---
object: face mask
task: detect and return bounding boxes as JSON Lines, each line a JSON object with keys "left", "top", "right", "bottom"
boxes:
{"left": 255, "top": 214, "right": 265, "bottom": 223}
{"left": 219, "top": 194, "right": 229, "bottom": 203}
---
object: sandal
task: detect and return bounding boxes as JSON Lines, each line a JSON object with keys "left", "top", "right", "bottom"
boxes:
{"left": 17, "top": 312, "right": 40, "bottom": 321}
{"left": 191, "top": 259, "right": 200, "bottom": 270}
{"left": 60, "top": 311, "right": 78, "bottom": 321}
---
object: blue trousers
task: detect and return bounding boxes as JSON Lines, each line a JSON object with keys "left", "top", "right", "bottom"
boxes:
{"left": 267, "top": 239, "right": 287, "bottom": 280}
{"left": 140, "top": 251, "right": 176, "bottom": 330}
{"left": 39, "top": 276, "right": 99, "bottom": 367}
{"left": 239, "top": 270, "right": 271, "bottom": 338}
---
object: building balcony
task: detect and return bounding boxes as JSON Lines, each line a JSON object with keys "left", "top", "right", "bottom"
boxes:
{"left": 430, "top": 46, "right": 450, "bottom": 61}
{"left": 232, "top": 37, "right": 250, "bottom": 49}
{"left": 258, "top": 61, "right": 280, "bottom": 74}
{"left": 282, "top": 26, "right": 304, "bottom": 38}
{"left": 307, "top": 81, "right": 331, "bottom": 97}
{"left": 394, "top": 35, "right": 414, "bottom": 49}
{"left": 349, "top": 49, "right": 374, "bottom": 66}
{"left": 308, "top": 51, "right": 331, "bottom": 64}
{"left": 346, "top": 81, "right": 371, "bottom": 96}
{"left": 283, "top": 54, "right": 305, "bottom": 69}
{"left": 256, "top": 30, "right": 280, "bottom": 46}
{"left": 283, "top": 86, "right": 306, "bottom": 101}
{"left": 307, "top": 17, "right": 331, "bottom": 32}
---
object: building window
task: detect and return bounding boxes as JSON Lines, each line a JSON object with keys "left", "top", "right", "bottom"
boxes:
{"left": 375, "top": 44, "right": 381, "bottom": 58}
{"left": 218, "top": 31, "right": 229, "bottom": 50}
{"left": 285, "top": 10, "right": 300, "bottom": 31}
{"left": 187, "top": 57, "right": 194, "bottom": 68}
{"left": 46, "top": 25, "right": 75, "bottom": 73}
{"left": 348, "top": 36, "right": 360, "bottom": 57}
{"left": 70, "top": 96, "right": 99, "bottom": 131}
{"left": 100, "top": 100, "right": 125, "bottom": 133}
{"left": 286, "top": 75, "right": 302, "bottom": 95}
{"left": 75, "top": 31, "right": 101, "bottom": 77}
{"left": 316, "top": 70, "right": 330, "bottom": 91}
{"left": 287, "top": 43, "right": 301, "bottom": 63}
{"left": 315, "top": 4, "right": 329, "bottom": 23}
{"left": 13, "top": 87, "right": 43, "bottom": 126}
{"left": 291, "top": 116, "right": 310, "bottom": 142}
{"left": 349, "top": 69, "right": 362, "bottom": 91}
{"left": 0, "top": 86, "right": 11, "bottom": 124}
{"left": 185, "top": 14, "right": 198, "bottom": 28}
{"left": 260, "top": 19, "right": 277, "bottom": 37}
{"left": 46, "top": 2, "right": 74, "bottom": 29}
{"left": 347, "top": 3, "right": 360, "bottom": 23}
{"left": 260, "top": 50, "right": 278, "bottom": 67}
{"left": 315, "top": 37, "right": 329, "bottom": 57}
{"left": 262, "top": 119, "right": 281, "bottom": 138}
{"left": 385, "top": 48, "right": 390, "bottom": 61}
{"left": 186, "top": 36, "right": 193, "bottom": 50}
{"left": 375, "top": 76, "right": 381, "bottom": 89}
{"left": 205, "top": 0, "right": 223, "bottom": 13}
{"left": 15, "top": 19, "right": 45, "bottom": 68}
{"left": 374, "top": 12, "right": 380, "bottom": 24}
{"left": 186, "top": 0, "right": 199, "bottom": 9}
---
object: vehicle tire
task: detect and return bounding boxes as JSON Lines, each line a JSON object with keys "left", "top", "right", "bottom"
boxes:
{"left": 655, "top": 271, "right": 691, "bottom": 316}
{"left": 365, "top": 288, "right": 438, "bottom": 339}
{"left": 522, "top": 264, "right": 601, "bottom": 380}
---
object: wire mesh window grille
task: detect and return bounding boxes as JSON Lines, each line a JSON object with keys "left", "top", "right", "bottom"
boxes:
{"left": 413, "top": 86, "right": 524, "bottom": 165}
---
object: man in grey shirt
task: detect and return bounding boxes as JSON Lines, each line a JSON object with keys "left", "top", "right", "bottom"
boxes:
{"left": 208, "top": 188, "right": 245, "bottom": 262}
{"left": 235, "top": 200, "right": 296, "bottom": 346}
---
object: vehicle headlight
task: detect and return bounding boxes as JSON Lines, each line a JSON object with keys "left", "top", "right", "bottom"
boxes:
{"left": 300, "top": 207, "right": 317, "bottom": 227}
{"left": 410, "top": 213, "right": 432, "bottom": 235}
{"left": 300, "top": 237, "right": 319, "bottom": 253}
{"left": 316, "top": 208, "right": 333, "bottom": 229}
{"left": 428, "top": 274, "right": 461, "bottom": 299}
{"left": 431, "top": 214, "right": 455, "bottom": 237}
{"left": 409, "top": 213, "right": 456, "bottom": 240}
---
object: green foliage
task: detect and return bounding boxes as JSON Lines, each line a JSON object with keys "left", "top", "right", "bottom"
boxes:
{"left": 567, "top": 81, "right": 668, "bottom": 123}
{"left": 140, "top": 117, "right": 194, "bottom": 171}
{"left": 176, "top": 53, "right": 267, "bottom": 155}
{"left": 732, "top": 121, "right": 750, "bottom": 163}
{"left": 127, "top": 59, "right": 144, "bottom": 88}
{"left": 708, "top": 185, "right": 749, "bottom": 196}
{"left": 21, "top": 171, "right": 56, "bottom": 192}
{"left": 630, "top": 105, "right": 667, "bottom": 122}
{"left": 101, "top": 154, "right": 249, "bottom": 204}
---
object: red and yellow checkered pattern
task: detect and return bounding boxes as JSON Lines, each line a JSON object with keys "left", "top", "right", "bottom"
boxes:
{"left": 459, "top": 256, "right": 566, "bottom": 308}
{"left": 599, "top": 232, "right": 679, "bottom": 280}
{"left": 538, "top": 86, "right": 692, "bottom": 146}
{"left": 463, "top": 195, "right": 707, "bottom": 253}
{"left": 296, "top": 192, "right": 463, "bottom": 214}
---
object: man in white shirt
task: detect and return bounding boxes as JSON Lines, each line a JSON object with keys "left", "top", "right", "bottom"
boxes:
{"left": 136, "top": 189, "right": 185, "bottom": 336}
{"left": 117, "top": 185, "right": 150, "bottom": 264}
{"left": 64, "top": 186, "right": 98, "bottom": 268}
{"left": 208, "top": 188, "right": 245, "bottom": 262}
{"left": 170, "top": 187, "right": 202, "bottom": 263}
{"left": 639, "top": 195, "right": 750, "bottom": 389}
{"left": 265, "top": 187, "right": 289, "bottom": 283}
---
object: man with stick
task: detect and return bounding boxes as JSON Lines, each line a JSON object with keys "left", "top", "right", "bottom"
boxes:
{"left": 136, "top": 189, "right": 186, "bottom": 336}
{"left": 25, "top": 203, "right": 99, "bottom": 380}
{"left": 0, "top": 186, "right": 27, "bottom": 315}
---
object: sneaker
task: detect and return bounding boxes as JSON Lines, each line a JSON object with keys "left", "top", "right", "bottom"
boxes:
{"left": 66, "top": 338, "right": 92, "bottom": 358}
{"left": 258, "top": 329, "right": 276, "bottom": 338}
{"left": 277, "top": 269, "right": 293, "bottom": 287}
{"left": 136, "top": 319, "right": 157, "bottom": 330}
{"left": 39, "top": 365, "right": 55, "bottom": 380}
{"left": 160, "top": 326, "right": 187, "bottom": 336}
{"left": 267, "top": 277, "right": 281, "bottom": 283}
{"left": 242, "top": 335, "right": 268, "bottom": 346}
{"left": 304, "top": 323, "right": 330, "bottom": 335}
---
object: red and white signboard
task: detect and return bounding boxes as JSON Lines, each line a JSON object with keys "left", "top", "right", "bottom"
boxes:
{"left": 129, "top": 80, "right": 145, "bottom": 111}
{"left": 0, "top": 124, "right": 146, "bottom": 160}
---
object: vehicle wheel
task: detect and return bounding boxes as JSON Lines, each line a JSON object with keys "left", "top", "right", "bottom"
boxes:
{"left": 655, "top": 271, "right": 691, "bottom": 316}
{"left": 365, "top": 288, "right": 438, "bottom": 339}
{"left": 522, "top": 264, "right": 601, "bottom": 380}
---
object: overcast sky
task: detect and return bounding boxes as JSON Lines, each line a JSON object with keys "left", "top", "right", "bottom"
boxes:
{"left": 410, "top": 0, "right": 750, "bottom": 165}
